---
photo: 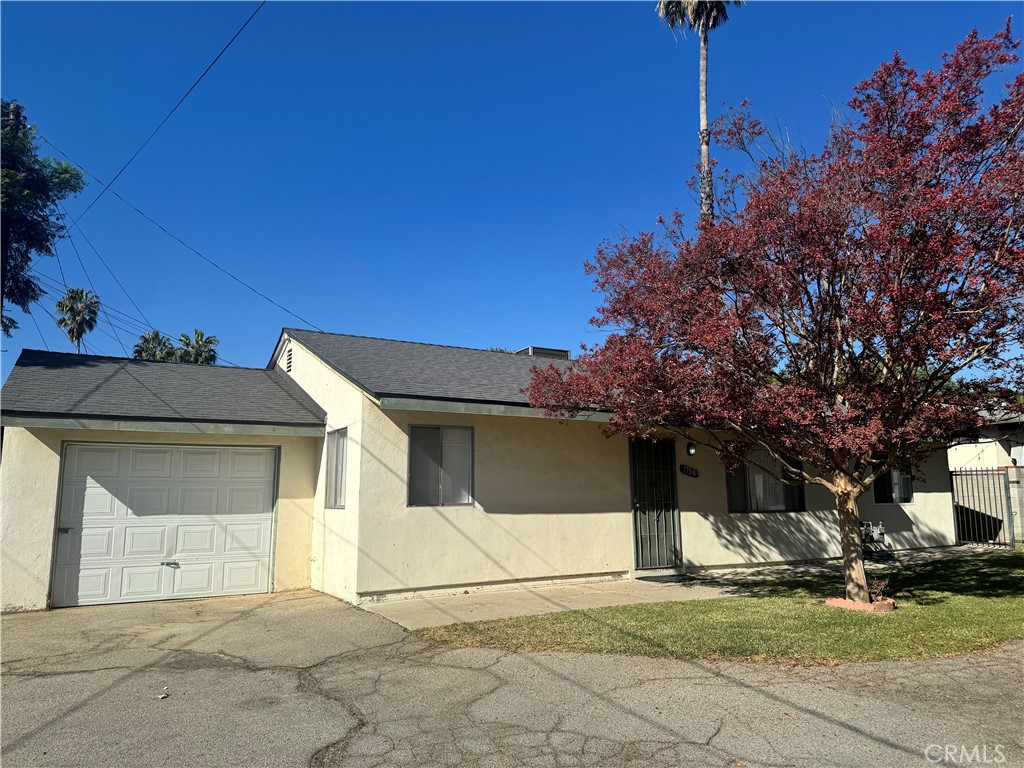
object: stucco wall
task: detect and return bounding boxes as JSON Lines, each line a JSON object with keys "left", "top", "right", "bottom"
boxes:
{"left": 677, "top": 447, "right": 955, "bottom": 568}
{"left": 356, "top": 407, "right": 633, "bottom": 597}
{"left": 274, "top": 337, "right": 365, "bottom": 602}
{"left": 0, "top": 427, "right": 316, "bottom": 612}
{"left": 948, "top": 433, "right": 1013, "bottom": 469}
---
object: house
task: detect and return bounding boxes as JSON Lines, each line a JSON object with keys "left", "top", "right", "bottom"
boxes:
{"left": 0, "top": 329, "right": 958, "bottom": 611}
{"left": 948, "top": 412, "right": 1023, "bottom": 469}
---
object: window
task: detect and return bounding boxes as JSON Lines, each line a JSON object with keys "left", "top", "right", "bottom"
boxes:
{"left": 873, "top": 467, "right": 914, "bottom": 504}
{"left": 727, "top": 450, "right": 805, "bottom": 512}
{"left": 409, "top": 426, "right": 473, "bottom": 506}
{"left": 325, "top": 429, "right": 347, "bottom": 508}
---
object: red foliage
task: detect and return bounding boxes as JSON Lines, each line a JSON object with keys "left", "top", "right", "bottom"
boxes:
{"left": 529, "top": 25, "right": 1023, "bottom": 496}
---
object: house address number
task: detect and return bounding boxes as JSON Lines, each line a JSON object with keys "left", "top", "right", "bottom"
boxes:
{"left": 679, "top": 464, "right": 700, "bottom": 479}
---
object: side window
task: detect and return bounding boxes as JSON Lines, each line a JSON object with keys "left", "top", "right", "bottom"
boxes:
{"left": 873, "top": 467, "right": 914, "bottom": 504}
{"left": 409, "top": 426, "right": 473, "bottom": 506}
{"left": 325, "top": 428, "right": 347, "bottom": 508}
{"left": 727, "top": 450, "right": 805, "bottom": 512}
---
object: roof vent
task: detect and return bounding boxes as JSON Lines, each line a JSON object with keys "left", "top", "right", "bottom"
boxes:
{"left": 515, "top": 346, "right": 571, "bottom": 360}
{"left": 285, "top": 347, "right": 293, "bottom": 373}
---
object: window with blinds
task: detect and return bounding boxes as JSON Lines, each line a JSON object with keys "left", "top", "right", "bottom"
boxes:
{"left": 409, "top": 426, "right": 474, "bottom": 506}
{"left": 873, "top": 467, "right": 914, "bottom": 504}
{"left": 325, "top": 428, "right": 347, "bottom": 508}
{"left": 727, "top": 450, "right": 805, "bottom": 512}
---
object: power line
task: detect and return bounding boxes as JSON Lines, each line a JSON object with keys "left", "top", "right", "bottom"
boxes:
{"left": 42, "top": 136, "right": 326, "bottom": 332}
{"left": 60, "top": 206, "right": 152, "bottom": 327}
{"left": 32, "top": 274, "right": 245, "bottom": 368}
{"left": 68, "top": 1, "right": 267, "bottom": 228}
{"left": 52, "top": 215, "right": 131, "bottom": 355}
{"left": 28, "top": 308, "right": 50, "bottom": 351}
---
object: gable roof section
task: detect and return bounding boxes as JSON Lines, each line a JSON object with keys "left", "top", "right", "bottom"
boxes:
{"left": 284, "top": 328, "right": 570, "bottom": 407}
{"left": 2, "top": 349, "right": 326, "bottom": 430}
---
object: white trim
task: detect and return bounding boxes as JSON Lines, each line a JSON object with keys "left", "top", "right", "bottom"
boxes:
{"left": 1, "top": 416, "right": 322, "bottom": 437}
{"left": 380, "top": 397, "right": 612, "bottom": 422}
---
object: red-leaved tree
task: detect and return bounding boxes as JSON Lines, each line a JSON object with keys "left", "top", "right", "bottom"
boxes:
{"left": 528, "top": 25, "right": 1023, "bottom": 602}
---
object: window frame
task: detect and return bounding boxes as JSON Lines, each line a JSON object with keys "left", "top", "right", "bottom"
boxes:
{"left": 325, "top": 428, "right": 347, "bottom": 509}
{"left": 726, "top": 451, "right": 806, "bottom": 513}
{"left": 407, "top": 425, "right": 475, "bottom": 508}
{"left": 873, "top": 467, "right": 914, "bottom": 505}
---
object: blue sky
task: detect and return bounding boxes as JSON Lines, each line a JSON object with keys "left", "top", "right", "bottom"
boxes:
{"left": 1, "top": 1, "right": 1018, "bottom": 380}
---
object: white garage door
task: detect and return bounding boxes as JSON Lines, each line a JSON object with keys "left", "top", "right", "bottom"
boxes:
{"left": 51, "top": 444, "right": 277, "bottom": 608}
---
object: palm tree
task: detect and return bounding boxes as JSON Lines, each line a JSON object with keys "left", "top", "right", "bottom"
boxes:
{"left": 176, "top": 328, "right": 219, "bottom": 365}
{"left": 54, "top": 287, "right": 99, "bottom": 353}
{"left": 133, "top": 329, "right": 175, "bottom": 362}
{"left": 657, "top": 0, "right": 743, "bottom": 222}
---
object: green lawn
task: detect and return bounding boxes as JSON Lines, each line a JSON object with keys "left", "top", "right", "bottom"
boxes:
{"left": 416, "top": 549, "right": 1024, "bottom": 665}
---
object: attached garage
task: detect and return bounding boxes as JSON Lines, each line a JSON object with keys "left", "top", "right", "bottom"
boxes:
{"left": 1, "top": 350, "right": 326, "bottom": 612}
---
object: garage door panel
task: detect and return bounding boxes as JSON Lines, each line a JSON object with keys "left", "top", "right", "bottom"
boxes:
{"left": 120, "top": 565, "right": 165, "bottom": 599}
{"left": 227, "top": 487, "right": 267, "bottom": 515}
{"left": 180, "top": 487, "right": 219, "bottom": 515}
{"left": 223, "top": 560, "right": 264, "bottom": 591}
{"left": 181, "top": 450, "right": 221, "bottom": 478}
{"left": 70, "top": 446, "right": 121, "bottom": 479}
{"left": 127, "top": 487, "right": 172, "bottom": 516}
{"left": 80, "top": 527, "right": 116, "bottom": 559}
{"left": 171, "top": 563, "right": 215, "bottom": 596}
{"left": 223, "top": 522, "right": 267, "bottom": 554}
{"left": 123, "top": 526, "right": 167, "bottom": 558}
{"left": 176, "top": 524, "right": 217, "bottom": 555}
{"left": 52, "top": 444, "right": 276, "bottom": 608}
{"left": 228, "top": 450, "right": 269, "bottom": 479}
{"left": 129, "top": 448, "right": 173, "bottom": 478}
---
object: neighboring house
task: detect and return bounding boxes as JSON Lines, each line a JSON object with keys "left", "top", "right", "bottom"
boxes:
{"left": 0, "top": 330, "right": 958, "bottom": 612}
{"left": 947, "top": 412, "right": 1024, "bottom": 469}
{"left": 947, "top": 412, "right": 1023, "bottom": 543}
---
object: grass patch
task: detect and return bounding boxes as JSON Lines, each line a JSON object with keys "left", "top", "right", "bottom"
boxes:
{"left": 416, "top": 550, "right": 1024, "bottom": 665}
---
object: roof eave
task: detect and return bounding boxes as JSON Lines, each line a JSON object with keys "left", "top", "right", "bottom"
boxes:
{"left": 378, "top": 396, "right": 612, "bottom": 422}
{"left": 1, "top": 413, "right": 325, "bottom": 437}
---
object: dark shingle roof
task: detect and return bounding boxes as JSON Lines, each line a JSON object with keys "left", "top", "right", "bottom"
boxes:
{"left": 285, "top": 329, "right": 569, "bottom": 406}
{"left": 2, "top": 349, "right": 326, "bottom": 427}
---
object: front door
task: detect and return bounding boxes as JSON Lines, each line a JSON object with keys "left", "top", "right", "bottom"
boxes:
{"left": 630, "top": 439, "right": 682, "bottom": 569}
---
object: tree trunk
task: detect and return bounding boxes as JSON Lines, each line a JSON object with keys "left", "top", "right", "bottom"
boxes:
{"left": 698, "top": 28, "right": 713, "bottom": 223}
{"left": 836, "top": 484, "right": 869, "bottom": 602}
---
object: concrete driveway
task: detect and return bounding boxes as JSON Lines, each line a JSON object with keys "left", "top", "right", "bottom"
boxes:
{"left": 2, "top": 590, "right": 1021, "bottom": 768}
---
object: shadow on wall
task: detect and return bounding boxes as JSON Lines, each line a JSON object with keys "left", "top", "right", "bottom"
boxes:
{"left": 701, "top": 509, "right": 840, "bottom": 565}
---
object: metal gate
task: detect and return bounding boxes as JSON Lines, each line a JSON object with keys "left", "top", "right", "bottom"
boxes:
{"left": 630, "top": 439, "right": 682, "bottom": 569}
{"left": 950, "top": 469, "right": 1016, "bottom": 547}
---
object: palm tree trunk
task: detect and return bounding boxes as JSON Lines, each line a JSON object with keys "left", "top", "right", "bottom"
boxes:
{"left": 836, "top": 480, "right": 869, "bottom": 602}
{"left": 76, "top": 337, "right": 81, "bottom": 354}
{"left": 698, "top": 27, "right": 713, "bottom": 223}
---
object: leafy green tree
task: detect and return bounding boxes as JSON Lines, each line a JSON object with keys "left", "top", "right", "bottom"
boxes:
{"left": 1, "top": 100, "right": 86, "bottom": 336}
{"left": 133, "top": 330, "right": 176, "bottom": 362}
{"left": 55, "top": 287, "right": 100, "bottom": 354}
{"left": 176, "top": 329, "right": 219, "bottom": 365}
{"left": 656, "top": 1, "right": 743, "bottom": 222}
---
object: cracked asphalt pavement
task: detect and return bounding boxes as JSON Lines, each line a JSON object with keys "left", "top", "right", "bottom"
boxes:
{"left": 2, "top": 590, "right": 1021, "bottom": 768}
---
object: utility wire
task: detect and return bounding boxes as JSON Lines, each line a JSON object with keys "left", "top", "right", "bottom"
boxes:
{"left": 33, "top": 273, "right": 245, "bottom": 367}
{"left": 53, "top": 213, "right": 131, "bottom": 354}
{"left": 28, "top": 308, "right": 50, "bottom": 351}
{"left": 42, "top": 136, "right": 326, "bottom": 332}
{"left": 68, "top": 1, "right": 267, "bottom": 228}
{"left": 61, "top": 208, "right": 153, "bottom": 327}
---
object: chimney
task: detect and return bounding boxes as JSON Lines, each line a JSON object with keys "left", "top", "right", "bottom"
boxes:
{"left": 515, "top": 346, "right": 571, "bottom": 361}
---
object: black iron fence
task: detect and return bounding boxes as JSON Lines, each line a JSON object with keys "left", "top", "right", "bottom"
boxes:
{"left": 950, "top": 468, "right": 1017, "bottom": 547}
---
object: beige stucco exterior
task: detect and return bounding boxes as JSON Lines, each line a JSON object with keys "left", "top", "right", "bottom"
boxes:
{"left": 272, "top": 331, "right": 957, "bottom": 602}
{"left": 0, "top": 426, "right": 317, "bottom": 612}
{"left": 677, "top": 448, "right": 956, "bottom": 568}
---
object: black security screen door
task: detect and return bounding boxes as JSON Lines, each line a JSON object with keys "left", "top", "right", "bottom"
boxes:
{"left": 630, "top": 439, "right": 682, "bottom": 569}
